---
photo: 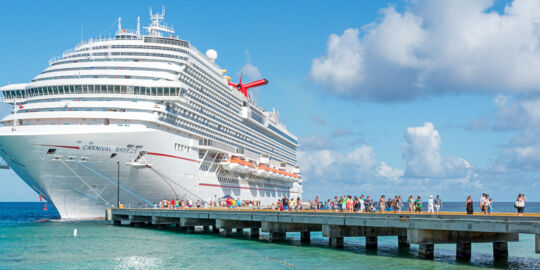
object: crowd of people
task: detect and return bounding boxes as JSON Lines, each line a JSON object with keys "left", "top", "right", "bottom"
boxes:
{"left": 158, "top": 193, "right": 528, "bottom": 215}
{"left": 297, "top": 195, "right": 443, "bottom": 214}
{"left": 158, "top": 197, "right": 263, "bottom": 210}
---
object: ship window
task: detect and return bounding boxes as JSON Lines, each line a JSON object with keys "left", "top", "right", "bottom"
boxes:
{"left": 46, "top": 149, "right": 56, "bottom": 155}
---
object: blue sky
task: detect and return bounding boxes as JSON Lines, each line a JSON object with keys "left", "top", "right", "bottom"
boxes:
{"left": 2, "top": 0, "right": 539, "bottom": 202}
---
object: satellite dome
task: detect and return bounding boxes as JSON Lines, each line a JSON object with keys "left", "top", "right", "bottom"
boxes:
{"left": 205, "top": 49, "right": 218, "bottom": 62}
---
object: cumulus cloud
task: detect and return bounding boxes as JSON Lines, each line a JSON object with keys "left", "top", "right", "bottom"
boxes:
{"left": 493, "top": 97, "right": 540, "bottom": 170}
{"left": 401, "top": 122, "right": 472, "bottom": 178}
{"left": 310, "top": 0, "right": 540, "bottom": 101}
{"left": 297, "top": 145, "right": 403, "bottom": 183}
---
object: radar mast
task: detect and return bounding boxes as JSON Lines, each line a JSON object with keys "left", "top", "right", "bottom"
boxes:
{"left": 144, "top": 7, "right": 174, "bottom": 37}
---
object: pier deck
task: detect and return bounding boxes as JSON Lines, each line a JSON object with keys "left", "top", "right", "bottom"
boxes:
{"left": 108, "top": 208, "right": 540, "bottom": 260}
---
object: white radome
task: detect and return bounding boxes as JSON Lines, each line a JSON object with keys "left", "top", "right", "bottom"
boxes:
{"left": 206, "top": 49, "right": 218, "bottom": 61}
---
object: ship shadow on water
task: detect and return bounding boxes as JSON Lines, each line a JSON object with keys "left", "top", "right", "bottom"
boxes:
{"left": 120, "top": 224, "right": 540, "bottom": 269}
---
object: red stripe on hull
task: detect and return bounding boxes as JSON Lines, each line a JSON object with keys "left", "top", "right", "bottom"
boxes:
{"left": 199, "top": 183, "right": 299, "bottom": 194}
{"left": 146, "top": 152, "right": 199, "bottom": 163}
{"left": 39, "top": 144, "right": 80, "bottom": 149}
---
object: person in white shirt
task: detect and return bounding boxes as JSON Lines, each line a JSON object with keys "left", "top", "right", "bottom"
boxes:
{"left": 428, "top": 195, "right": 435, "bottom": 214}
{"left": 359, "top": 195, "right": 365, "bottom": 213}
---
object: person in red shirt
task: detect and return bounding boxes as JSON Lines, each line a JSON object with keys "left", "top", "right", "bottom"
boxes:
{"left": 226, "top": 197, "right": 232, "bottom": 209}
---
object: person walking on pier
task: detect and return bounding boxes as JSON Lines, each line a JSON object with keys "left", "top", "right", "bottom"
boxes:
{"left": 482, "top": 194, "right": 490, "bottom": 216}
{"left": 414, "top": 196, "right": 422, "bottom": 213}
{"left": 515, "top": 193, "right": 526, "bottom": 216}
{"left": 480, "top": 193, "right": 487, "bottom": 215}
{"left": 428, "top": 195, "right": 435, "bottom": 214}
{"left": 378, "top": 195, "right": 386, "bottom": 213}
{"left": 283, "top": 196, "right": 289, "bottom": 211}
{"left": 314, "top": 196, "right": 319, "bottom": 212}
{"left": 408, "top": 195, "right": 414, "bottom": 213}
{"left": 359, "top": 195, "right": 365, "bottom": 213}
{"left": 434, "top": 195, "right": 442, "bottom": 214}
{"left": 466, "top": 195, "right": 474, "bottom": 215}
{"left": 346, "top": 196, "right": 353, "bottom": 213}
{"left": 396, "top": 195, "right": 403, "bottom": 214}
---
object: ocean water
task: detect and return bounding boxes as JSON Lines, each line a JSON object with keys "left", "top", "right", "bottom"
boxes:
{"left": 0, "top": 203, "right": 539, "bottom": 269}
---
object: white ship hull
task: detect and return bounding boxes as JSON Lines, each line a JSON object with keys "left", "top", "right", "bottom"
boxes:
{"left": 0, "top": 125, "right": 298, "bottom": 219}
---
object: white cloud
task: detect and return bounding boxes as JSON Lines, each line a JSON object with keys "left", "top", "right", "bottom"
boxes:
{"left": 401, "top": 122, "right": 472, "bottom": 178}
{"left": 238, "top": 62, "right": 261, "bottom": 81}
{"left": 297, "top": 145, "right": 403, "bottom": 183}
{"left": 310, "top": 28, "right": 364, "bottom": 96}
{"left": 310, "top": 0, "right": 540, "bottom": 101}
{"left": 493, "top": 97, "right": 540, "bottom": 170}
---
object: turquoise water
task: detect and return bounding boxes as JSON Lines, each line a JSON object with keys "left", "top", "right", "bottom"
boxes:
{"left": 1, "top": 203, "right": 539, "bottom": 269}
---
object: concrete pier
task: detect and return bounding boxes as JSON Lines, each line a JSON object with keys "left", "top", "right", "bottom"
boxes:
{"left": 108, "top": 209, "right": 540, "bottom": 261}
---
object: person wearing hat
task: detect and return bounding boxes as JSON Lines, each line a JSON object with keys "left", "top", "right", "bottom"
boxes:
{"left": 428, "top": 195, "right": 435, "bottom": 214}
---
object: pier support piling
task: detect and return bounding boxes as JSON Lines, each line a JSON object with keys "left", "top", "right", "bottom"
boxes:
{"left": 212, "top": 226, "right": 220, "bottom": 234}
{"left": 330, "top": 237, "right": 344, "bottom": 249}
{"left": 418, "top": 244, "right": 434, "bottom": 259}
{"left": 493, "top": 242, "right": 508, "bottom": 260}
{"left": 262, "top": 222, "right": 320, "bottom": 243}
{"left": 535, "top": 234, "right": 540, "bottom": 254}
{"left": 185, "top": 226, "right": 195, "bottom": 234}
{"left": 456, "top": 242, "right": 471, "bottom": 261}
{"left": 270, "top": 232, "right": 286, "bottom": 242}
{"left": 366, "top": 236, "right": 378, "bottom": 249}
{"left": 250, "top": 228, "right": 260, "bottom": 239}
{"left": 301, "top": 231, "right": 311, "bottom": 243}
{"left": 220, "top": 228, "right": 233, "bottom": 237}
{"left": 398, "top": 234, "right": 409, "bottom": 248}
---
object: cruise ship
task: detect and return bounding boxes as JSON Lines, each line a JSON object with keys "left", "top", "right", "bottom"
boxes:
{"left": 0, "top": 9, "right": 302, "bottom": 219}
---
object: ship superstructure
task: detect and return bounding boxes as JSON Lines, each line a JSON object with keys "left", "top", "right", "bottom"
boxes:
{"left": 0, "top": 9, "right": 301, "bottom": 218}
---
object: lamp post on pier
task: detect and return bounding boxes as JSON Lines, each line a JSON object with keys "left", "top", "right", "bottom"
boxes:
{"left": 116, "top": 161, "right": 120, "bottom": 208}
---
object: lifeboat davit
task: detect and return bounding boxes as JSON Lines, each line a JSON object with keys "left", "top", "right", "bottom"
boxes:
{"left": 222, "top": 160, "right": 239, "bottom": 172}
